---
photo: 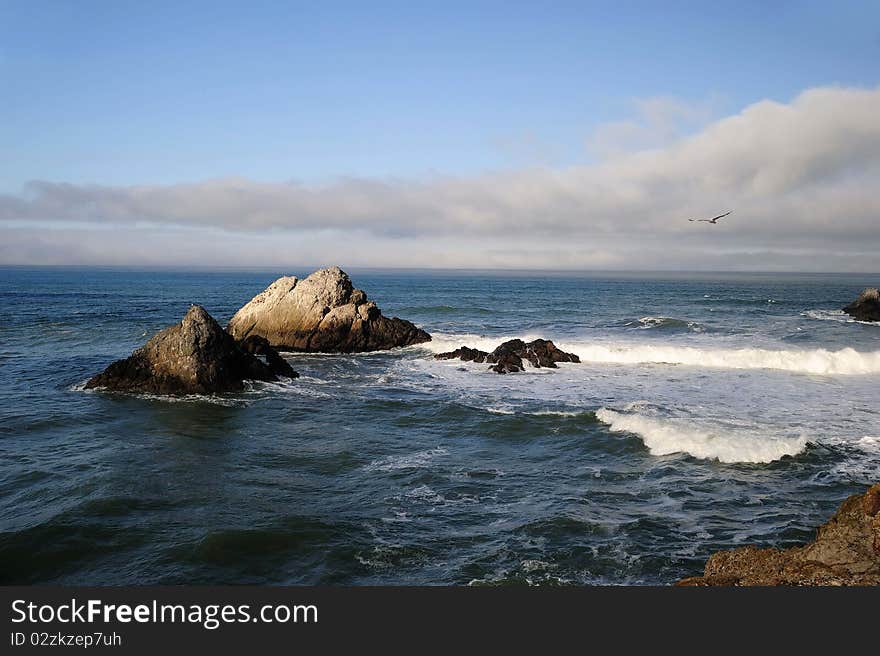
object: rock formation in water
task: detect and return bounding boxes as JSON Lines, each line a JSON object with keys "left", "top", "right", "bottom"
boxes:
{"left": 226, "top": 266, "right": 431, "bottom": 353}
{"left": 677, "top": 483, "right": 880, "bottom": 586}
{"left": 238, "top": 334, "right": 299, "bottom": 378}
{"left": 843, "top": 287, "right": 880, "bottom": 322}
{"left": 435, "top": 338, "right": 580, "bottom": 374}
{"left": 85, "top": 305, "right": 284, "bottom": 394}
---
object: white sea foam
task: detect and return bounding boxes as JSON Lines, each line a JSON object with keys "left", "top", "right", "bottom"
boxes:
{"left": 857, "top": 436, "right": 880, "bottom": 452}
{"left": 293, "top": 375, "right": 331, "bottom": 385}
{"left": 802, "top": 309, "right": 879, "bottom": 326}
{"left": 423, "top": 333, "right": 521, "bottom": 355}
{"left": 425, "top": 333, "right": 880, "bottom": 376}
{"left": 484, "top": 406, "right": 516, "bottom": 415}
{"left": 630, "top": 316, "right": 704, "bottom": 332}
{"left": 140, "top": 393, "right": 246, "bottom": 406}
{"left": 527, "top": 409, "right": 590, "bottom": 417}
{"left": 827, "top": 437, "right": 880, "bottom": 479}
{"left": 72, "top": 380, "right": 247, "bottom": 405}
{"left": 364, "top": 447, "right": 448, "bottom": 472}
{"left": 404, "top": 485, "right": 445, "bottom": 503}
{"left": 562, "top": 342, "right": 880, "bottom": 376}
{"left": 595, "top": 408, "right": 808, "bottom": 463}
{"left": 254, "top": 379, "right": 333, "bottom": 399}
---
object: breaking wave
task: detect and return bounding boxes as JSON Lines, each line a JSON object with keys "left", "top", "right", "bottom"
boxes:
{"left": 802, "top": 309, "right": 879, "bottom": 326}
{"left": 425, "top": 333, "right": 880, "bottom": 375}
{"left": 595, "top": 408, "right": 808, "bottom": 463}
{"left": 563, "top": 343, "right": 880, "bottom": 376}
{"left": 625, "top": 316, "right": 705, "bottom": 332}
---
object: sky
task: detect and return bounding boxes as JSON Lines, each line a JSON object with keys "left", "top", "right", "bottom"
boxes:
{"left": 2, "top": 0, "right": 879, "bottom": 270}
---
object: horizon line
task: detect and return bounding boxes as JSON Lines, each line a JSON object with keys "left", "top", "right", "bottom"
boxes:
{"left": 1, "top": 263, "right": 878, "bottom": 277}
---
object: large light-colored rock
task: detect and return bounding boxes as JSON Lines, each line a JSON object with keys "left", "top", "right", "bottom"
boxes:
{"left": 227, "top": 267, "right": 431, "bottom": 352}
{"left": 86, "top": 305, "right": 281, "bottom": 394}
{"left": 677, "top": 483, "right": 880, "bottom": 586}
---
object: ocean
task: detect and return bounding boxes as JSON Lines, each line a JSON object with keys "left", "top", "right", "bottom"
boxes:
{"left": 1, "top": 267, "right": 878, "bottom": 585}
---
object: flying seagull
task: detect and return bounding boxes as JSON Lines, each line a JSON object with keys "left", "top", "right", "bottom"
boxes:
{"left": 689, "top": 210, "right": 732, "bottom": 224}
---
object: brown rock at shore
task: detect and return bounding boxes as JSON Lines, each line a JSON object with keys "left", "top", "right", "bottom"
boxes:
{"left": 677, "top": 483, "right": 880, "bottom": 586}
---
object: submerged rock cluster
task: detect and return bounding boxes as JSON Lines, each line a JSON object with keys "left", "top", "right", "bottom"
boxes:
{"left": 677, "top": 483, "right": 880, "bottom": 586}
{"left": 843, "top": 287, "right": 880, "bottom": 322}
{"left": 436, "top": 338, "right": 580, "bottom": 374}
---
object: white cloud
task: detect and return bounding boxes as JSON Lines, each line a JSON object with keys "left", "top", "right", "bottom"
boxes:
{"left": 1, "top": 85, "right": 879, "bottom": 270}
{"left": 587, "top": 94, "right": 722, "bottom": 159}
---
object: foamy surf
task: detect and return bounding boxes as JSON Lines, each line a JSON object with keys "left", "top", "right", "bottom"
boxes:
{"left": 426, "top": 333, "right": 880, "bottom": 375}
{"left": 595, "top": 408, "right": 808, "bottom": 463}
{"left": 72, "top": 379, "right": 255, "bottom": 405}
{"left": 802, "top": 309, "right": 879, "bottom": 326}
{"left": 561, "top": 342, "right": 880, "bottom": 376}
{"left": 527, "top": 409, "right": 592, "bottom": 417}
{"left": 422, "top": 333, "right": 526, "bottom": 355}
{"left": 364, "top": 447, "right": 449, "bottom": 472}
{"left": 626, "top": 316, "right": 705, "bottom": 332}
{"left": 857, "top": 436, "right": 880, "bottom": 452}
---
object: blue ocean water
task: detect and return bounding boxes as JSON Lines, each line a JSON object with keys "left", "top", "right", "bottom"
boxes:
{"left": 0, "top": 267, "right": 878, "bottom": 585}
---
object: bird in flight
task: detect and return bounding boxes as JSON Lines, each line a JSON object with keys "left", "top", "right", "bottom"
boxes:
{"left": 689, "top": 210, "right": 732, "bottom": 224}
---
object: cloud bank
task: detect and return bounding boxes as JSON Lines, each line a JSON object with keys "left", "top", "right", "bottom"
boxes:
{"left": 2, "top": 85, "right": 879, "bottom": 270}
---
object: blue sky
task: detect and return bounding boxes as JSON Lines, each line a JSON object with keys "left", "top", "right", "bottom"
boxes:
{"left": 2, "top": 1, "right": 878, "bottom": 190}
{"left": 1, "top": 1, "right": 879, "bottom": 270}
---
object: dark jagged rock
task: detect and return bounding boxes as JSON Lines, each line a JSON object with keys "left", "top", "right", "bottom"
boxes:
{"left": 486, "top": 339, "right": 528, "bottom": 374}
{"left": 435, "top": 338, "right": 580, "bottom": 374}
{"left": 677, "top": 483, "right": 880, "bottom": 586}
{"left": 843, "top": 287, "right": 880, "bottom": 322}
{"left": 226, "top": 266, "right": 431, "bottom": 352}
{"left": 85, "top": 305, "right": 277, "bottom": 395}
{"left": 238, "top": 335, "right": 299, "bottom": 378}
{"left": 489, "top": 338, "right": 580, "bottom": 373}
{"left": 434, "top": 346, "right": 489, "bottom": 363}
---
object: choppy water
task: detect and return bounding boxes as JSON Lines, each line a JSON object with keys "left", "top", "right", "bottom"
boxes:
{"left": 1, "top": 267, "right": 878, "bottom": 585}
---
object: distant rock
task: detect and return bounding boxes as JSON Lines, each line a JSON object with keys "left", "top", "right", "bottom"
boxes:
{"left": 85, "top": 305, "right": 278, "bottom": 394}
{"left": 226, "top": 267, "right": 431, "bottom": 352}
{"left": 435, "top": 338, "right": 580, "bottom": 374}
{"left": 677, "top": 483, "right": 880, "bottom": 586}
{"left": 238, "top": 334, "right": 299, "bottom": 378}
{"left": 435, "top": 346, "right": 490, "bottom": 363}
{"left": 843, "top": 287, "right": 880, "bottom": 322}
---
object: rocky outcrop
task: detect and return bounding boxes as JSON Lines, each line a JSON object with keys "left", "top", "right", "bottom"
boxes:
{"left": 85, "top": 305, "right": 280, "bottom": 394}
{"left": 435, "top": 346, "right": 491, "bottom": 363}
{"left": 677, "top": 483, "right": 880, "bottom": 586}
{"left": 435, "top": 338, "right": 580, "bottom": 374}
{"left": 238, "top": 335, "right": 299, "bottom": 378}
{"left": 226, "top": 267, "right": 431, "bottom": 352}
{"left": 843, "top": 287, "right": 880, "bottom": 322}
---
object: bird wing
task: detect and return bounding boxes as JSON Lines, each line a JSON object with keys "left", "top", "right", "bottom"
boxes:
{"left": 710, "top": 211, "right": 732, "bottom": 222}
